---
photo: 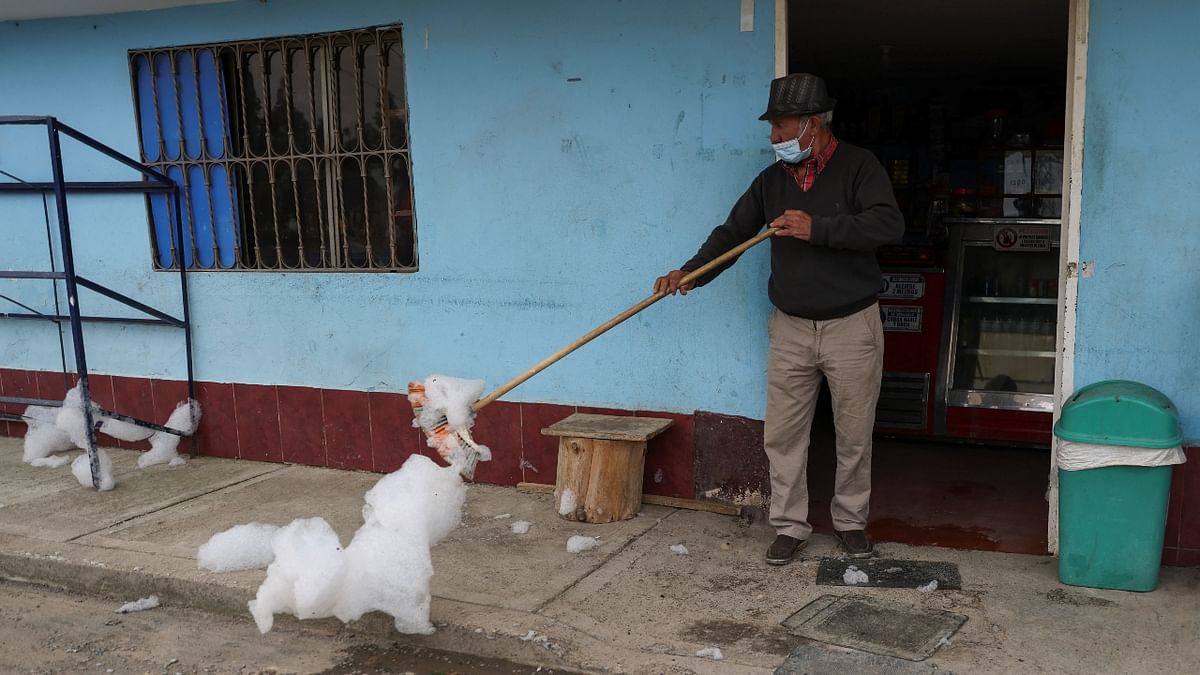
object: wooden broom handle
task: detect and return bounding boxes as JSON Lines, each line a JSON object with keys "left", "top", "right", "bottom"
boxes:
{"left": 473, "top": 227, "right": 779, "bottom": 411}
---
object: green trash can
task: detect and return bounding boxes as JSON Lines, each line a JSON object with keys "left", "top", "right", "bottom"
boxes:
{"left": 1054, "top": 380, "right": 1185, "bottom": 592}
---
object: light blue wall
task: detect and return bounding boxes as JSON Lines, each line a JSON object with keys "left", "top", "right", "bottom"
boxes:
{"left": 1077, "top": 0, "right": 1200, "bottom": 441}
{"left": 0, "top": 0, "right": 776, "bottom": 417}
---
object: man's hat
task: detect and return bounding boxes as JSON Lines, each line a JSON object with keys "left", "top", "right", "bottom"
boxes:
{"left": 758, "top": 73, "right": 837, "bottom": 121}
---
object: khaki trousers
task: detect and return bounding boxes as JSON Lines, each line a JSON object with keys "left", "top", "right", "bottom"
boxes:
{"left": 764, "top": 303, "right": 884, "bottom": 539}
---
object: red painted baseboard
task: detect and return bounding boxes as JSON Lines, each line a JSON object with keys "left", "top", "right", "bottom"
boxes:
{"left": 3, "top": 368, "right": 1196, "bottom": 566}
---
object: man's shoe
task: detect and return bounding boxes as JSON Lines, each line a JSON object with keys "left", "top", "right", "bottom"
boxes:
{"left": 835, "top": 529, "right": 875, "bottom": 559}
{"left": 766, "top": 534, "right": 806, "bottom": 565}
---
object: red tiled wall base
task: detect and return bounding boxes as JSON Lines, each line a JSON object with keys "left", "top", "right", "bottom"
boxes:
{"left": 0, "top": 369, "right": 696, "bottom": 499}
{"left": 6, "top": 366, "right": 1197, "bottom": 564}
{"left": 1163, "top": 446, "right": 1200, "bottom": 567}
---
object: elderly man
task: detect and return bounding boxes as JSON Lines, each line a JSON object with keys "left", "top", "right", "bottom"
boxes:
{"left": 654, "top": 73, "right": 903, "bottom": 564}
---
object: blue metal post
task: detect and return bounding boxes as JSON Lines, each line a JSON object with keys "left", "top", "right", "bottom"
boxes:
{"left": 46, "top": 119, "right": 101, "bottom": 488}
{"left": 170, "top": 186, "right": 198, "bottom": 455}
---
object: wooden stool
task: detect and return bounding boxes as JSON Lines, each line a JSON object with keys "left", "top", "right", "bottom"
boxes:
{"left": 541, "top": 413, "right": 673, "bottom": 523}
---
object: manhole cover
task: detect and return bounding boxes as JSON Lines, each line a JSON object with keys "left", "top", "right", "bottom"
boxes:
{"left": 816, "top": 558, "right": 962, "bottom": 590}
{"left": 781, "top": 594, "right": 966, "bottom": 661}
{"left": 774, "top": 645, "right": 954, "bottom": 675}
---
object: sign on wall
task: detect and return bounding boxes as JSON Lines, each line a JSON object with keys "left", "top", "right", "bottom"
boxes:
{"left": 880, "top": 273, "right": 926, "bottom": 299}
{"left": 993, "top": 225, "right": 1051, "bottom": 252}
{"left": 881, "top": 305, "right": 923, "bottom": 332}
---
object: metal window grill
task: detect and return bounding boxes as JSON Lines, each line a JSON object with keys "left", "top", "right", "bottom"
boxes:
{"left": 129, "top": 25, "right": 417, "bottom": 271}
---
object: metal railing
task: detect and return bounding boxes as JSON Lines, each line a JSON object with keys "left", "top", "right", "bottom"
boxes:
{"left": 0, "top": 116, "right": 196, "bottom": 488}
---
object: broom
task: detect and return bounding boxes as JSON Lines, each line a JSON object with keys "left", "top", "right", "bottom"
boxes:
{"left": 410, "top": 227, "right": 779, "bottom": 477}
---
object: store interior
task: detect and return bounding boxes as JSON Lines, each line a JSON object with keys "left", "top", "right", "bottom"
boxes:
{"left": 789, "top": 0, "right": 1070, "bottom": 555}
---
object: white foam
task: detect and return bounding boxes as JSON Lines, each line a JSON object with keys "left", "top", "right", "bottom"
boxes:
{"left": 99, "top": 417, "right": 155, "bottom": 442}
{"left": 917, "top": 580, "right": 939, "bottom": 593}
{"left": 558, "top": 488, "right": 577, "bottom": 516}
{"left": 247, "top": 455, "right": 466, "bottom": 635}
{"left": 510, "top": 520, "right": 531, "bottom": 534}
{"left": 843, "top": 566, "right": 869, "bottom": 585}
{"left": 29, "top": 455, "right": 71, "bottom": 468}
{"left": 138, "top": 400, "right": 201, "bottom": 468}
{"left": 695, "top": 647, "right": 724, "bottom": 660}
{"left": 55, "top": 384, "right": 94, "bottom": 450}
{"left": 71, "top": 449, "right": 114, "bottom": 491}
{"left": 21, "top": 405, "right": 74, "bottom": 463}
{"left": 197, "top": 523, "right": 279, "bottom": 572}
{"left": 115, "top": 596, "right": 160, "bottom": 613}
{"left": 415, "top": 374, "right": 485, "bottom": 432}
{"left": 248, "top": 517, "right": 346, "bottom": 633}
{"left": 566, "top": 535, "right": 600, "bottom": 553}
{"left": 670, "top": 544, "right": 689, "bottom": 555}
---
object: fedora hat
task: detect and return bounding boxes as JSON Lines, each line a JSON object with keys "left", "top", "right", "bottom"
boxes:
{"left": 758, "top": 73, "right": 837, "bottom": 121}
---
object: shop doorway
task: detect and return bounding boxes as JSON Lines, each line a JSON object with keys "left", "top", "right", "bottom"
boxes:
{"left": 787, "top": 0, "right": 1072, "bottom": 555}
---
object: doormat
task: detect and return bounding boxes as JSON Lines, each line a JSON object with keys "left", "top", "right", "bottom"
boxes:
{"left": 774, "top": 644, "right": 954, "bottom": 675}
{"left": 816, "top": 558, "right": 962, "bottom": 590}
{"left": 781, "top": 594, "right": 967, "bottom": 662}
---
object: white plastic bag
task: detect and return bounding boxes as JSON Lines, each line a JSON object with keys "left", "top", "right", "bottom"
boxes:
{"left": 1056, "top": 439, "right": 1186, "bottom": 471}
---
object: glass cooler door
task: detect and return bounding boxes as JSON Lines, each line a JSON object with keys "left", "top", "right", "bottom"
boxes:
{"left": 942, "top": 219, "right": 1060, "bottom": 412}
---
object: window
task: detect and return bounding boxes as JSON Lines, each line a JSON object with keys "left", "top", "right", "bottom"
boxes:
{"left": 129, "top": 26, "right": 416, "bottom": 271}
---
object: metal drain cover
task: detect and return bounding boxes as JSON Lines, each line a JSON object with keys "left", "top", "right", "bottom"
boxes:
{"left": 774, "top": 645, "right": 954, "bottom": 675}
{"left": 781, "top": 594, "right": 966, "bottom": 661}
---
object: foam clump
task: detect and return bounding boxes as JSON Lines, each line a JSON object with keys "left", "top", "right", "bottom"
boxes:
{"left": 244, "top": 454, "right": 466, "bottom": 635}
{"left": 566, "top": 535, "right": 600, "bottom": 554}
{"left": 843, "top": 566, "right": 869, "bottom": 585}
{"left": 414, "top": 374, "right": 485, "bottom": 431}
{"left": 557, "top": 488, "right": 577, "bottom": 516}
{"left": 71, "top": 449, "right": 114, "bottom": 491}
{"left": 115, "top": 595, "right": 160, "bottom": 613}
{"left": 670, "top": 544, "right": 689, "bottom": 555}
{"left": 197, "top": 523, "right": 280, "bottom": 572}
{"left": 55, "top": 384, "right": 95, "bottom": 450}
{"left": 22, "top": 383, "right": 201, "bottom": 483}
{"left": 100, "top": 417, "right": 155, "bottom": 442}
{"left": 248, "top": 518, "right": 347, "bottom": 632}
{"left": 510, "top": 520, "right": 531, "bottom": 535}
{"left": 408, "top": 375, "right": 492, "bottom": 472}
{"left": 22, "top": 405, "right": 74, "bottom": 463}
{"left": 696, "top": 647, "right": 724, "bottom": 660}
{"left": 138, "top": 400, "right": 202, "bottom": 468}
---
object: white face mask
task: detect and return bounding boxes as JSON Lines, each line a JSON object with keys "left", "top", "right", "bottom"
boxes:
{"left": 772, "top": 119, "right": 815, "bottom": 164}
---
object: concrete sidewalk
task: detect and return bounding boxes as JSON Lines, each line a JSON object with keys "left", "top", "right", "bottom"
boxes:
{"left": 1, "top": 438, "right": 1197, "bottom": 674}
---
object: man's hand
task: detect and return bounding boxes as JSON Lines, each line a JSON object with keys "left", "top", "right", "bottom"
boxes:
{"left": 772, "top": 209, "right": 813, "bottom": 240}
{"left": 654, "top": 269, "right": 695, "bottom": 296}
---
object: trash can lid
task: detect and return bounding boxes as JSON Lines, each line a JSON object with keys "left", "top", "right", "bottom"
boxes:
{"left": 1054, "top": 380, "right": 1183, "bottom": 448}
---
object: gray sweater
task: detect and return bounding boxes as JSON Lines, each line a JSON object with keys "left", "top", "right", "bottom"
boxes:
{"left": 681, "top": 141, "right": 904, "bottom": 320}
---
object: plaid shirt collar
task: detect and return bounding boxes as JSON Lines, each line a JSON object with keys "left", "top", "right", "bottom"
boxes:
{"left": 781, "top": 135, "right": 840, "bottom": 192}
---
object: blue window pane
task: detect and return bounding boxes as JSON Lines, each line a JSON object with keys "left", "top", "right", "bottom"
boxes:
{"left": 196, "top": 49, "right": 226, "bottom": 159}
{"left": 153, "top": 53, "right": 181, "bottom": 161}
{"left": 210, "top": 164, "right": 237, "bottom": 268}
{"left": 166, "top": 166, "right": 193, "bottom": 268}
{"left": 149, "top": 192, "right": 173, "bottom": 267}
{"left": 134, "top": 55, "right": 161, "bottom": 162}
{"left": 187, "top": 165, "right": 214, "bottom": 268}
{"left": 176, "top": 51, "right": 202, "bottom": 160}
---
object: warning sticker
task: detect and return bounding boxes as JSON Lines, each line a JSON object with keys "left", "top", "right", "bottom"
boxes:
{"left": 880, "top": 305, "right": 922, "bottom": 332}
{"left": 880, "top": 273, "right": 925, "bottom": 299}
{"left": 993, "top": 226, "right": 1051, "bottom": 251}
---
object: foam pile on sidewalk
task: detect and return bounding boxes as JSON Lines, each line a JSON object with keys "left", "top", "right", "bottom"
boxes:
{"left": 21, "top": 383, "right": 200, "bottom": 490}
{"left": 198, "top": 454, "right": 467, "bottom": 635}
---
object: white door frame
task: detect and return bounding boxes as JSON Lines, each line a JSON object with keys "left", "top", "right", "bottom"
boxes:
{"left": 1049, "top": 0, "right": 1090, "bottom": 553}
{"left": 772, "top": 0, "right": 1090, "bottom": 553}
